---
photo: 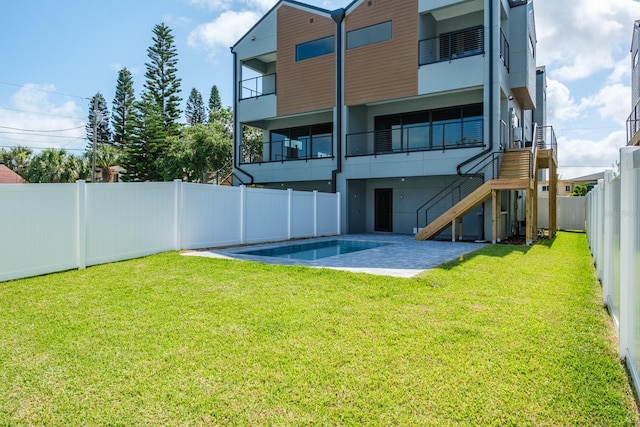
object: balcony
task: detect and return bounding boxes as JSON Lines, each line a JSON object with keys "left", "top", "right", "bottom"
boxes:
{"left": 239, "top": 73, "right": 276, "bottom": 100}
{"left": 419, "top": 26, "right": 484, "bottom": 66}
{"left": 346, "top": 118, "right": 483, "bottom": 157}
{"left": 240, "top": 135, "right": 333, "bottom": 164}
{"left": 627, "top": 99, "right": 640, "bottom": 146}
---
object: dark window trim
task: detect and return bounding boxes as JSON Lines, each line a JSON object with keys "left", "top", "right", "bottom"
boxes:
{"left": 346, "top": 20, "right": 393, "bottom": 50}
{"left": 295, "top": 35, "right": 335, "bottom": 62}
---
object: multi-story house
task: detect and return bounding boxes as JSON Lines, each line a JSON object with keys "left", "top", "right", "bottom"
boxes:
{"left": 231, "top": 0, "right": 557, "bottom": 243}
{"left": 628, "top": 20, "right": 640, "bottom": 146}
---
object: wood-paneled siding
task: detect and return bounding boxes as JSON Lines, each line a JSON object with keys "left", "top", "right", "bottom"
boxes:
{"left": 345, "top": 0, "right": 418, "bottom": 106}
{"left": 277, "top": 6, "right": 336, "bottom": 117}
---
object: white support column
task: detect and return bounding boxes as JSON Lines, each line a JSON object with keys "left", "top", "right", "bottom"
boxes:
{"left": 76, "top": 180, "right": 87, "bottom": 270}
{"left": 619, "top": 147, "right": 640, "bottom": 360}
{"left": 596, "top": 178, "right": 605, "bottom": 282}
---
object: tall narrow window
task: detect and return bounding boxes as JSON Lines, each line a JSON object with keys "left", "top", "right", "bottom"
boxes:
{"left": 347, "top": 21, "right": 392, "bottom": 50}
{"left": 296, "top": 36, "right": 334, "bottom": 61}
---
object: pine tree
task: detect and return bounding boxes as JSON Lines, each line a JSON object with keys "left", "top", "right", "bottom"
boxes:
{"left": 112, "top": 68, "right": 136, "bottom": 149}
{"left": 126, "top": 92, "right": 166, "bottom": 181}
{"left": 85, "top": 92, "right": 111, "bottom": 150}
{"left": 186, "top": 88, "right": 206, "bottom": 126}
{"left": 209, "top": 85, "right": 222, "bottom": 114}
{"left": 144, "top": 22, "right": 182, "bottom": 135}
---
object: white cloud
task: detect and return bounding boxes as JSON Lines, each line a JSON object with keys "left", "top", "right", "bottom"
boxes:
{"left": 189, "top": 0, "right": 234, "bottom": 10}
{"left": 535, "top": 0, "right": 640, "bottom": 81}
{"left": 246, "top": 0, "right": 277, "bottom": 12}
{"left": 581, "top": 83, "right": 631, "bottom": 126}
{"left": 556, "top": 131, "right": 626, "bottom": 179}
{"left": 546, "top": 78, "right": 582, "bottom": 124}
{"left": 0, "top": 85, "right": 85, "bottom": 152}
{"left": 188, "top": 10, "right": 262, "bottom": 52}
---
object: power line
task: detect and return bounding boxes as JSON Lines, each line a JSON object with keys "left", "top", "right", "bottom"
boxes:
{"left": 0, "top": 107, "right": 85, "bottom": 121}
{"left": 0, "top": 144, "right": 86, "bottom": 152}
{"left": 0, "top": 81, "right": 88, "bottom": 100}
{"left": 0, "top": 131, "right": 83, "bottom": 139}
{"left": 0, "top": 124, "right": 85, "bottom": 132}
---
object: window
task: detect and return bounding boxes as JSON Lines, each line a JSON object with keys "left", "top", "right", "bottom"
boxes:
{"left": 347, "top": 21, "right": 392, "bottom": 50}
{"left": 528, "top": 34, "right": 535, "bottom": 57}
{"left": 634, "top": 50, "right": 638, "bottom": 69}
{"left": 542, "top": 185, "right": 549, "bottom": 192}
{"left": 565, "top": 185, "right": 572, "bottom": 192}
{"left": 296, "top": 36, "right": 334, "bottom": 61}
{"left": 269, "top": 123, "right": 333, "bottom": 161}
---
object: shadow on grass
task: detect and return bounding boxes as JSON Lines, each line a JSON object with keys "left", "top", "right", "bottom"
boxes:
{"left": 431, "top": 234, "right": 561, "bottom": 271}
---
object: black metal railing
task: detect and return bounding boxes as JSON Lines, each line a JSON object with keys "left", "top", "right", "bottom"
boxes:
{"left": 239, "top": 73, "right": 276, "bottom": 100}
{"left": 239, "top": 135, "right": 333, "bottom": 164}
{"left": 419, "top": 26, "right": 484, "bottom": 66}
{"left": 415, "top": 151, "right": 503, "bottom": 232}
{"left": 627, "top": 99, "right": 640, "bottom": 144}
{"left": 500, "top": 29, "right": 510, "bottom": 71}
{"left": 535, "top": 125, "right": 557, "bottom": 163}
{"left": 346, "top": 118, "right": 483, "bottom": 157}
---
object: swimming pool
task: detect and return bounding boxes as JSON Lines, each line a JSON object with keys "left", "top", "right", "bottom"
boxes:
{"left": 239, "top": 239, "right": 390, "bottom": 261}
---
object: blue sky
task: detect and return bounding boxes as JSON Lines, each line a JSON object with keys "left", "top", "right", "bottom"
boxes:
{"left": 1, "top": 0, "right": 640, "bottom": 179}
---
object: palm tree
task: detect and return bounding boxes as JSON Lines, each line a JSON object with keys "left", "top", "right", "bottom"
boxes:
{"left": 94, "top": 144, "right": 121, "bottom": 182}
{"left": 25, "top": 149, "right": 89, "bottom": 183}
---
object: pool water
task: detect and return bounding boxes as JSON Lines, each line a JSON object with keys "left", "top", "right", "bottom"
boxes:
{"left": 240, "top": 240, "right": 390, "bottom": 261}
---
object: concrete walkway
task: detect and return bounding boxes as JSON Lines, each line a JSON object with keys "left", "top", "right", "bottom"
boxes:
{"left": 182, "top": 234, "right": 487, "bottom": 278}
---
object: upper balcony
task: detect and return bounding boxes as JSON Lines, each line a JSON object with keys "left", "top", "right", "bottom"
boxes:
{"left": 237, "top": 55, "right": 277, "bottom": 123}
{"left": 627, "top": 99, "right": 640, "bottom": 146}
{"left": 418, "top": 26, "right": 484, "bottom": 66}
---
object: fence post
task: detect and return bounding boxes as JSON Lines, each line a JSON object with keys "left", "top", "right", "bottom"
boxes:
{"left": 76, "top": 180, "right": 87, "bottom": 269}
{"left": 596, "top": 178, "right": 605, "bottom": 282}
{"left": 336, "top": 192, "right": 341, "bottom": 235}
{"left": 240, "top": 185, "right": 246, "bottom": 244}
{"left": 313, "top": 190, "right": 318, "bottom": 237}
{"left": 173, "top": 180, "right": 182, "bottom": 250}
{"left": 619, "top": 147, "right": 640, "bottom": 360}
{"left": 287, "top": 188, "right": 293, "bottom": 240}
{"left": 603, "top": 170, "right": 614, "bottom": 306}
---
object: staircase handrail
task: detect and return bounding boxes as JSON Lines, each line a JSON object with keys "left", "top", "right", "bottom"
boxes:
{"left": 415, "top": 151, "right": 502, "bottom": 231}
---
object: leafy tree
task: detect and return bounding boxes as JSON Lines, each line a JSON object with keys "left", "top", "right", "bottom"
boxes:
{"left": 85, "top": 93, "right": 111, "bottom": 151}
{"left": 0, "top": 145, "right": 32, "bottom": 177}
{"left": 570, "top": 184, "right": 589, "bottom": 196}
{"left": 185, "top": 87, "right": 206, "bottom": 126}
{"left": 94, "top": 144, "right": 121, "bottom": 182}
{"left": 25, "top": 149, "right": 89, "bottom": 183}
{"left": 144, "top": 22, "right": 182, "bottom": 135}
{"left": 112, "top": 68, "right": 136, "bottom": 150}
{"left": 157, "top": 122, "right": 232, "bottom": 182}
{"left": 241, "top": 125, "right": 264, "bottom": 163}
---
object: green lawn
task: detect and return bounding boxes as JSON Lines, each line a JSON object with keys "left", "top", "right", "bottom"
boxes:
{"left": 0, "top": 232, "right": 637, "bottom": 425}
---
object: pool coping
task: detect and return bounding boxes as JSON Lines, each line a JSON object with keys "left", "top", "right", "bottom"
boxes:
{"left": 182, "top": 234, "right": 487, "bottom": 278}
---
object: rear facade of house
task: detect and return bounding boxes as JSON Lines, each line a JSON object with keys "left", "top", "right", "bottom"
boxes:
{"left": 232, "top": 0, "right": 555, "bottom": 241}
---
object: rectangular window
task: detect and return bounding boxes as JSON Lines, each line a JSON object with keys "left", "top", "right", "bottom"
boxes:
{"left": 296, "top": 36, "right": 334, "bottom": 61}
{"left": 565, "top": 185, "right": 572, "bottom": 192}
{"left": 270, "top": 123, "right": 333, "bottom": 161}
{"left": 542, "top": 185, "right": 549, "bottom": 192}
{"left": 347, "top": 21, "right": 392, "bottom": 50}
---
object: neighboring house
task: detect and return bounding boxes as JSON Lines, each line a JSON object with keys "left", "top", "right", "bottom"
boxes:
{"left": 539, "top": 171, "right": 603, "bottom": 196}
{"left": 231, "top": 0, "right": 557, "bottom": 242}
{"left": 628, "top": 20, "right": 640, "bottom": 146}
{"left": 0, "top": 164, "right": 25, "bottom": 184}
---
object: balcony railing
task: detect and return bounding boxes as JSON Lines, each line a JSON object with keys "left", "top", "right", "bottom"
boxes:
{"left": 239, "top": 135, "right": 333, "bottom": 164}
{"left": 419, "top": 26, "right": 484, "bottom": 66}
{"left": 627, "top": 99, "right": 640, "bottom": 145}
{"left": 500, "top": 29, "right": 510, "bottom": 72}
{"left": 346, "top": 118, "right": 483, "bottom": 157}
{"left": 535, "top": 125, "right": 558, "bottom": 164}
{"left": 239, "top": 73, "right": 276, "bottom": 100}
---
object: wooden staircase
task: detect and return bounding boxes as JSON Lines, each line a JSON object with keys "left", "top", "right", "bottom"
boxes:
{"left": 415, "top": 149, "right": 534, "bottom": 241}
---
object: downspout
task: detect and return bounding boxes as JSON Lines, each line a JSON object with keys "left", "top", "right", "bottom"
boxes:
{"left": 231, "top": 49, "right": 254, "bottom": 185}
{"left": 456, "top": 0, "right": 494, "bottom": 176}
{"left": 330, "top": 8, "right": 345, "bottom": 193}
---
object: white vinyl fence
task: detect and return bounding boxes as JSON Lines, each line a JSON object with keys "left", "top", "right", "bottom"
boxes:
{"left": 0, "top": 181, "right": 340, "bottom": 282}
{"left": 585, "top": 146, "right": 640, "bottom": 394}
{"left": 537, "top": 196, "right": 586, "bottom": 231}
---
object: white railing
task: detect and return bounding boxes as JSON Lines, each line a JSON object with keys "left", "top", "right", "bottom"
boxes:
{"left": 0, "top": 181, "right": 340, "bottom": 282}
{"left": 585, "top": 146, "right": 640, "bottom": 395}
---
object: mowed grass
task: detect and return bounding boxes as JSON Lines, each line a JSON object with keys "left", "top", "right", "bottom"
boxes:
{"left": 0, "top": 232, "right": 637, "bottom": 426}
